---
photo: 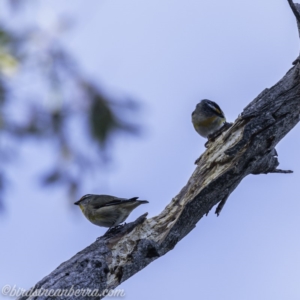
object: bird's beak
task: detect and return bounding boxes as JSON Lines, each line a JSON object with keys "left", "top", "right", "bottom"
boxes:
{"left": 74, "top": 200, "right": 81, "bottom": 205}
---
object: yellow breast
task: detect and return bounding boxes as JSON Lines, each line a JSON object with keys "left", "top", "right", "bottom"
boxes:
{"left": 194, "top": 116, "right": 218, "bottom": 126}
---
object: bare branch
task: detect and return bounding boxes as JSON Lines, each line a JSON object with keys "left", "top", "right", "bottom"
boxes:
{"left": 16, "top": 3, "right": 300, "bottom": 300}
{"left": 17, "top": 61, "right": 300, "bottom": 300}
{"left": 287, "top": 0, "right": 300, "bottom": 24}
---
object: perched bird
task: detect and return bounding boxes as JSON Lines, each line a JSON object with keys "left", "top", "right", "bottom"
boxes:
{"left": 192, "top": 99, "right": 227, "bottom": 138}
{"left": 74, "top": 194, "right": 148, "bottom": 228}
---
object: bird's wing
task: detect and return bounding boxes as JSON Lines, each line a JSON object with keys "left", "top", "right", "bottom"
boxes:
{"left": 90, "top": 195, "right": 118, "bottom": 209}
{"left": 103, "top": 197, "right": 139, "bottom": 207}
{"left": 92, "top": 196, "right": 139, "bottom": 209}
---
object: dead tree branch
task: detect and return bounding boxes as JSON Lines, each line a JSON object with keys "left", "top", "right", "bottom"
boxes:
{"left": 288, "top": 0, "right": 300, "bottom": 23}
{"left": 18, "top": 2, "right": 300, "bottom": 300}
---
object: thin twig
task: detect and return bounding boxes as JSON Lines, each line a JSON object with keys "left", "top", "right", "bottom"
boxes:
{"left": 269, "top": 169, "right": 294, "bottom": 174}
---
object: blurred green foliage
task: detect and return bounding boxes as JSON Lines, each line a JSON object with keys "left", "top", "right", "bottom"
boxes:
{"left": 0, "top": 2, "right": 140, "bottom": 207}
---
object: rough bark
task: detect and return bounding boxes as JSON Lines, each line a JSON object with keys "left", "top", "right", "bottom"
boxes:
{"left": 18, "top": 2, "right": 300, "bottom": 300}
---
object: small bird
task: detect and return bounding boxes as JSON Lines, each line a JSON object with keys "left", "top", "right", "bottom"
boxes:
{"left": 74, "top": 194, "right": 148, "bottom": 228}
{"left": 192, "top": 99, "right": 227, "bottom": 138}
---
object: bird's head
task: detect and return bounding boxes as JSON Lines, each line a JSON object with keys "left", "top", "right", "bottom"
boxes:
{"left": 74, "top": 194, "right": 96, "bottom": 210}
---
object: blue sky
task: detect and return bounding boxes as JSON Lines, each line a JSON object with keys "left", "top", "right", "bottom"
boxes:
{"left": 1, "top": 0, "right": 300, "bottom": 299}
